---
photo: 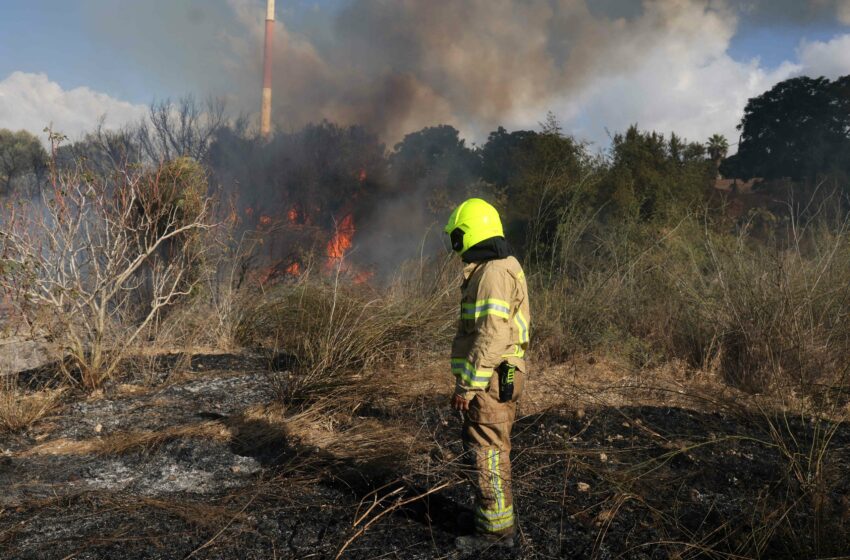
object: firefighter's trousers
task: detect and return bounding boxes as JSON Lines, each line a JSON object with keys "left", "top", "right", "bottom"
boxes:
{"left": 461, "top": 368, "right": 524, "bottom": 536}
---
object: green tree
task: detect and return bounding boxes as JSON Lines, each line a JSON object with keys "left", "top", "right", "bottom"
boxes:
{"left": 389, "top": 124, "right": 480, "bottom": 197}
{"left": 0, "top": 129, "right": 47, "bottom": 194}
{"left": 706, "top": 133, "right": 729, "bottom": 170}
{"left": 480, "top": 124, "right": 587, "bottom": 258}
{"left": 721, "top": 75, "right": 850, "bottom": 180}
{"left": 480, "top": 126, "right": 583, "bottom": 208}
{"left": 598, "top": 125, "right": 711, "bottom": 220}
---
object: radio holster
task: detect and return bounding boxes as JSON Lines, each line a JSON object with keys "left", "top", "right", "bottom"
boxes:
{"left": 496, "top": 361, "right": 516, "bottom": 403}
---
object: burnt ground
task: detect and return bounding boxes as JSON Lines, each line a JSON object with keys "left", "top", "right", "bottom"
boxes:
{"left": 1, "top": 353, "right": 849, "bottom": 559}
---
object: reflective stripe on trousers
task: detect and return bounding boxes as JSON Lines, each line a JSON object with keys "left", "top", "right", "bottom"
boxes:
{"left": 475, "top": 447, "right": 514, "bottom": 532}
{"left": 463, "top": 411, "right": 516, "bottom": 536}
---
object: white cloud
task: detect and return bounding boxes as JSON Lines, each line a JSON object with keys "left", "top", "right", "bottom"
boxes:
{"left": 798, "top": 34, "right": 850, "bottom": 78}
{"left": 0, "top": 71, "right": 146, "bottom": 141}
{"left": 548, "top": 9, "right": 850, "bottom": 152}
{"left": 545, "top": 2, "right": 798, "bottom": 150}
{"left": 559, "top": 57, "right": 800, "bottom": 151}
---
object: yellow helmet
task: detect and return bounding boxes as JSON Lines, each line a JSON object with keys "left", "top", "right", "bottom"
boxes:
{"left": 444, "top": 198, "right": 504, "bottom": 255}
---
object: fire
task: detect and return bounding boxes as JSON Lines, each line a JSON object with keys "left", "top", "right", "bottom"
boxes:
{"left": 241, "top": 188, "right": 375, "bottom": 285}
{"left": 314, "top": 170, "right": 371, "bottom": 276}
{"left": 255, "top": 259, "right": 302, "bottom": 286}
{"left": 323, "top": 213, "right": 374, "bottom": 280}
{"left": 326, "top": 213, "right": 355, "bottom": 263}
{"left": 353, "top": 270, "right": 373, "bottom": 284}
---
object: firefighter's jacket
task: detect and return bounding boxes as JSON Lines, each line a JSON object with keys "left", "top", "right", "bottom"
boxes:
{"left": 451, "top": 256, "right": 530, "bottom": 402}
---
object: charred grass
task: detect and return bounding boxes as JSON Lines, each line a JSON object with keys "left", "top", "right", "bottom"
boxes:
{"left": 1, "top": 352, "right": 849, "bottom": 559}
{"left": 504, "top": 404, "right": 850, "bottom": 559}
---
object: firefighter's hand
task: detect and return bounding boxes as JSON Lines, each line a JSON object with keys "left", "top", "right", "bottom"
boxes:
{"left": 451, "top": 393, "right": 470, "bottom": 411}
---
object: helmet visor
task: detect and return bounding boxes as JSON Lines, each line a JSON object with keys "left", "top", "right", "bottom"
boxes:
{"left": 449, "top": 228, "right": 465, "bottom": 253}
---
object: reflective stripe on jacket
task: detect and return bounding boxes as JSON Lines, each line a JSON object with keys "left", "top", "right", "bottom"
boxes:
{"left": 451, "top": 256, "right": 530, "bottom": 396}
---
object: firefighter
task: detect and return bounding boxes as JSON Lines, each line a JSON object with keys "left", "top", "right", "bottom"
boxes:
{"left": 444, "top": 198, "right": 530, "bottom": 551}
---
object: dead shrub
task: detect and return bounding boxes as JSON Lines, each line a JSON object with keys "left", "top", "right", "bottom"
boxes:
{"left": 0, "top": 147, "right": 216, "bottom": 389}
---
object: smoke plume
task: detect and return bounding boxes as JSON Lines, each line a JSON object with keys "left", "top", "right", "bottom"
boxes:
{"left": 80, "top": 0, "right": 850, "bottom": 145}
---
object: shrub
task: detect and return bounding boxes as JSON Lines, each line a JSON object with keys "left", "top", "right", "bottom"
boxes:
{"left": 0, "top": 156, "right": 215, "bottom": 389}
{"left": 695, "top": 224, "right": 850, "bottom": 395}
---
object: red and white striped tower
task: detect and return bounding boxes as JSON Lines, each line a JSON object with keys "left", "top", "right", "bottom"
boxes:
{"left": 260, "top": 0, "right": 275, "bottom": 138}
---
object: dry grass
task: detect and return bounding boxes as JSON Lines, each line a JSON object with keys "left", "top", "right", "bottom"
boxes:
{"left": 19, "top": 396, "right": 423, "bottom": 466}
{"left": 236, "top": 255, "right": 457, "bottom": 400}
{"left": 20, "top": 420, "right": 230, "bottom": 457}
{"left": 236, "top": 398, "right": 429, "bottom": 469}
{"left": 134, "top": 497, "right": 246, "bottom": 531}
{"left": 531, "top": 206, "right": 850, "bottom": 404}
{"left": 0, "top": 380, "right": 63, "bottom": 433}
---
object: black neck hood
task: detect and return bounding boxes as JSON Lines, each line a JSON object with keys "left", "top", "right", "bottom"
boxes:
{"left": 462, "top": 236, "right": 513, "bottom": 264}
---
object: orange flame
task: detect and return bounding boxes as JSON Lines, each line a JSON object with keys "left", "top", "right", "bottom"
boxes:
{"left": 259, "top": 215, "right": 272, "bottom": 226}
{"left": 324, "top": 213, "right": 374, "bottom": 282}
{"left": 256, "top": 260, "right": 302, "bottom": 286}
{"left": 287, "top": 207, "right": 299, "bottom": 223}
{"left": 353, "top": 270, "right": 373, "bottom": 284}
{"left": 358, "top": 168, "right": 367, "bottom": 183}
{"left": 326, "top": 214, "right": 355, "bottom": 262}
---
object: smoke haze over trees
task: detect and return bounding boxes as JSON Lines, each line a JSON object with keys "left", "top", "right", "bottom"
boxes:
{"left": 0, "top": 129, "right": 47, "bottom": 195}
{"left": 14, "top": 0, "right": 836, "bottom": 148}
{"left": 3, "top": 72, "right": 848, "bottom": 280}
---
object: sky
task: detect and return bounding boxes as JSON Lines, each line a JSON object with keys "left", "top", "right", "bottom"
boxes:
{"left": 1, "top": 0, "right": 849, "bottom": 150}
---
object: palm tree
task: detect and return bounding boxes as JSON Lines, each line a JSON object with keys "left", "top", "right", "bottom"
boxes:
{"left": 706, "top": 134, "right": 729, "bottom": 173}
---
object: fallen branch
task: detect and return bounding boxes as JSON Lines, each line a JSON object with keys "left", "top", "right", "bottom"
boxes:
{"left": 335, "top": 480, "right": 456, "bottom": 560}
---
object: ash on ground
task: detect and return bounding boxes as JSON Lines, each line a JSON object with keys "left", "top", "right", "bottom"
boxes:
{"left": 1, "top": 353, "right": 848, "bottom": 559}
